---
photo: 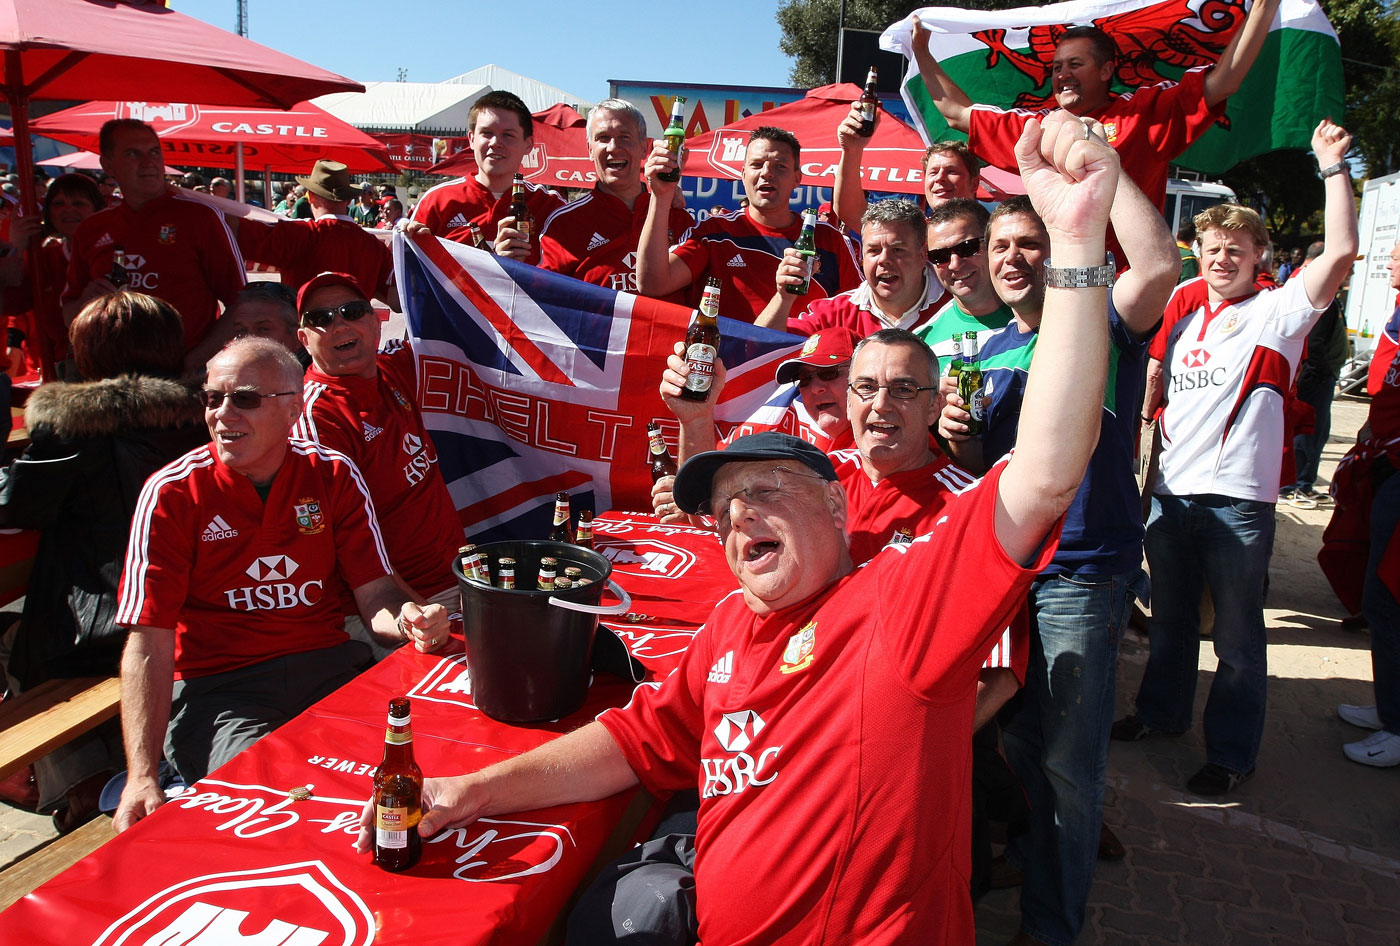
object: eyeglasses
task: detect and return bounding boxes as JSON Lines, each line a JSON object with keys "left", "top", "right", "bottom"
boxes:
{"left": 928, "top": 237, "right": 982, "bottom": 267}
{"left": 699, "top": 465, "right": 829, "bottom": 525}
{"left": 848, "top": 380, "right": 936, "bottom": 400}
{"left": 795, "top": 364, "right": 849, "bottom": 388}
{"left": 299, "top": 299, "right": 374, "bottom": 329}
{"left": 197, "top": 389, "right": 299, "bottom": 410}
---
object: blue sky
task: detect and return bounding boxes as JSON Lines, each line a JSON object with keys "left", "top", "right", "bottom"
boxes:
{"left": 172, "top": 0, "right": 800, "bottom": 100}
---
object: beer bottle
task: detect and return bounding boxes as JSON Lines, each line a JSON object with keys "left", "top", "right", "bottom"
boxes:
{"left": 948, "top": 333, "right": 964, "bottom": 381}
{"left": 537, "top": 556, "right": 558, "bottom": 591}
{"left": 647, "top": 421, "right": 678, "bottom": 481}
{"left": 497, "top": 557, "right": 516, "bottom": 590}
{"left": 658, "top": 97, "right": 687, "bottom": 184}
{"left": 786, "top": 210, "right": 818, "bottom": 296}
{"left": 564, "top": 566, "right": 583, "bottom": 585}
{"left": 553, "top": 577, "right": 573, "bottom": 591}
{"left": 468, "top": 222, "right": 492, "bottom": 252}
{"left": 458, "top": 544, "right": 485, "bottom": 583}
{"left": 856, "top": 67, "right": 880, "bottom": 138}
{"left": 108, "top": 247, "right": 130, "bottom": 288}
{"left": 575, "top": 510, "right": 595, "bottom": 550}
{"left": 679, "top": 278, "right": 721, "bottom": 403}
{"left": 372, "top": 696, "right": 423, "bottom": 872}
{"left": 957, "top": 330, "right": 984, "bottom": 437}
{"left": 548, "top": 491, "right": 574, "bottom": 543}
{"left": 508, "top": 173, "right": 532, "bottom": 243}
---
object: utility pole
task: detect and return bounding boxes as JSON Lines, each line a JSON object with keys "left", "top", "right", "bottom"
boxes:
{"left": 236, "top": 0, "right": 248, "bottom": 37}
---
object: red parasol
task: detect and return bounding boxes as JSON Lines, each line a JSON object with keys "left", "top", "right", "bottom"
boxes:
{"left": 0, "top": 0, "right": 364, "bottom": 211}
{"left": 31, "top": 100, "right": 397, "bottom": 190}
{"left": 427, "top": 103, "right": 597, "bottom": 190}
{"left": 678, "top": 83, "right": 930, "bottom": 197}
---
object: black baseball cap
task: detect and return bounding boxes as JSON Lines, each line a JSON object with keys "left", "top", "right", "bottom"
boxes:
{"left": 672, "top": 431, "right": 838, "bottom": 514}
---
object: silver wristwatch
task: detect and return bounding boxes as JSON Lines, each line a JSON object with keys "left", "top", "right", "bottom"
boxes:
{"left": 1043, "top": 253, "right": 1116, "bottom": 289}
{"left": 1319, "top": 161, "right": 1349, "bottom": 180}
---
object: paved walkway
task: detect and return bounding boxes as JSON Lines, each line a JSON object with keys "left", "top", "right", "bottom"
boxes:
{"left": 3, "top": 398, "right": 1395, "bottom": 943}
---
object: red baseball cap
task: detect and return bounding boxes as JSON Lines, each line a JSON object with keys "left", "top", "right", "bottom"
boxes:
{"left": 775, "top": 327, "right": 859, "bottom": 384}
{"left": 296, "top": 271, "right": 367, "bottom": 314}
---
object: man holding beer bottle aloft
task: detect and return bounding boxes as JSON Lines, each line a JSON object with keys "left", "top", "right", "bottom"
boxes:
{"left": 636, "top": 125, "right": 862, "bottom": 323}
{"left": 536, "top": 99, "right": 695, "bottom": 298}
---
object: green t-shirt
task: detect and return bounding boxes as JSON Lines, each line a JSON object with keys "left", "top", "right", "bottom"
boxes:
{"left": 914, "top": 297, "right": 1017, "bottom": 375}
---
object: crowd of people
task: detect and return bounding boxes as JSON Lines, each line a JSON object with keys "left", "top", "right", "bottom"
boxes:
{"left": 0, "top": 7, "right": 1393, "bottom": 944}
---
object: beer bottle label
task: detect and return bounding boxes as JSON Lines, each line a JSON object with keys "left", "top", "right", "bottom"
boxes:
{"left": 970, "top": 387, "right": 986, "bottom": 422}
{"left": 860, "top": 101, "right": 877, "bottom": 123}
{"left": 384, "top": 729, "right": 412, "bottom": 745}
{"left": 376, "top": 805, "right": 410, "bottom": 849}
{"left": 684, "top": 344, "right": 717, "bottom": 392}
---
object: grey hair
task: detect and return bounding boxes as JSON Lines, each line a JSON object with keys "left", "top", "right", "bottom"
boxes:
{"left": 213, "top": 336, "right": 304, "bottom": 390}
{"left": 588, "top": 98, "right": 648, "bottom": 138}
{"left": 851, "top": 328, "right": 940, "bottom": 381}
{"left": 861, "top": 199, "right": 928, "bottom": 248}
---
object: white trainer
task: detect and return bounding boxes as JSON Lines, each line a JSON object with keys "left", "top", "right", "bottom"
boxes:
{"left": 1343, "top": 730, "right": 1400, "bottom": 767}
{"left": 1337, "top": 704, "right": 1383, "bottom": 730}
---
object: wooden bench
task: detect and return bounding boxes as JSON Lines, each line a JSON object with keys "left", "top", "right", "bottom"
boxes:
{"left": 0, "top": 815, "right": 114, "bottom": 910}
{"left": 0, "top": 676, "right": 121, "bottom": 783}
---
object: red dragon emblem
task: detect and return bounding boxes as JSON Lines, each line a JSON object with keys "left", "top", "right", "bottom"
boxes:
{"left": 971, "top": 0, "right": 1248, "bottom": 116}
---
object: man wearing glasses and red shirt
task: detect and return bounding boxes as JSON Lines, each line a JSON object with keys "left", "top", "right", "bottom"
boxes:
{"left": 291, "top": 273, "right": 464, "bottom": 609}
{"left": 114, "top": 337, "right": 450, "bottom": 831}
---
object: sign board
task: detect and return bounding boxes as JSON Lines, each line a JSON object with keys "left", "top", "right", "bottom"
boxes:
{"left": 1345, "top": 170, "right": 1400, "bottom": 358}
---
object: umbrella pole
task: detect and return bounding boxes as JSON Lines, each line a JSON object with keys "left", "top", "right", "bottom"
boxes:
{"left": 264, "top": 165, "right": 272, "bottom": 212}
{"left": 5, "top": 59, "right": 38, "bottom": 216}
{"left": 235, "top": 144, "right": 245, "bottom": 202}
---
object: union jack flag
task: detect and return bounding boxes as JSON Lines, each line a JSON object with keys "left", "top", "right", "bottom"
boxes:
{"left": 397, "top": 234, "right": 812, "bottom": 541}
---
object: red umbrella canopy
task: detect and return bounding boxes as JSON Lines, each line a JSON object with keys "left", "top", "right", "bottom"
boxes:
{"left": 31, "top": 100, "right": 396, "bottom": 174}
{"left": 0, "top": 0, "right": 364, "bottom": 210}
{"left": 0, "top": 0, "right": 362, "bottom": 106}
{"left": 679, "top": 83, "right": 929, "bottom": 197}
{"left": 427, "top": 103, "right": 597, "bottom": 190}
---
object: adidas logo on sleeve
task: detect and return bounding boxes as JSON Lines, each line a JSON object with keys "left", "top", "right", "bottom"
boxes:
{"left": 447, "top": 213, "right": 470, "bottom": 228}
{"left": 201, "top": 515, "right": 238, "bottom": 542}
{"left": 726, "top": 254, "right": 745, "bottom": 268}
{"left": 707, "top": 650, "right": 734, "bottom": 684}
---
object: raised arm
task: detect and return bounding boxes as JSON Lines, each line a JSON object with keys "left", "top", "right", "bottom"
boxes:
{"left": 912, "top": 16, "right": 976, "bottom": 134}
{"left": 833, "top": 101, "right": 875, "bottom": 233}
{"left": 1203, "top": 0, "right": 1282, "bottom": 107}
{"left": 636, "top": 140, "right": 697, "bottom": 298}
{"left": 1301, "top": 120, "right": 1359, "bottom": 310}
{"left": 995, "top": 112, "right": 1119, "bottom": 564}
{"left": 1106, "top": 168, "right": 1180, "bottom": 337}
{"left": 114, "top": 626, "right": 177, "bottom": 832}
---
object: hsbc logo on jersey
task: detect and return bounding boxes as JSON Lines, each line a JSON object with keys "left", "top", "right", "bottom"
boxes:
{"left": 1169, "top": 362, "right": 1228, "bottom": 395}
{"left": 608, "top": 252, "right": 639, "bottom": 293}
{"left": 401, "top": 431, "right": 440, "bottom": 487}
{"left": 1182, "top": 349, "right": 1211, "bottom": 368}
{"left": 702, "top": 709, "right": 781, "bottom": 799}
{"left": 227, "top": 555, "right": 323, "bottom": 611}
{"left": 87, "top": 861, "right": 373, "bottom": 946}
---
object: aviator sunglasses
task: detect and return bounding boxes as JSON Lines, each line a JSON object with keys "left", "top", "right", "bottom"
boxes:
{"left": 198, "top": 389, "right": 299, "bottom": 410}
{"left": 299, "top": 299, "right": 374, "bottom": 329}
{"left": 795, "top": 364, "right": 849, "bottom": 387}
{"left": 928, "top": 237, "right": 982, "bottom": 267}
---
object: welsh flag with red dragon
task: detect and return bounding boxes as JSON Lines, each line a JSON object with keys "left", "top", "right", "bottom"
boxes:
{"left": 881, "top": 0, "right": 1344, "bottom": 175}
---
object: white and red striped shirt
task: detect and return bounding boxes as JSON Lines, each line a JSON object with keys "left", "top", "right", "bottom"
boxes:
{"left": 1152, "top": 276, "right": 1326, "bottom": 502}
{"left": 117, "top": 440, "right": 393, "bottom": 679}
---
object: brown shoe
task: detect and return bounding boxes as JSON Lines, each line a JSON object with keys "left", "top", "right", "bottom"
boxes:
{"left": 1098, "top": 823, "right": 1126, "bottom": 860}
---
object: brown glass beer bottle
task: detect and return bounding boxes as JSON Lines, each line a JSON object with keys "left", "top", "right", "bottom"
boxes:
{"left": 679, "top": 278, "right": 721, "bottom": 403}
{"left": 372, "top": 696, "right": 423, "bottom": 872}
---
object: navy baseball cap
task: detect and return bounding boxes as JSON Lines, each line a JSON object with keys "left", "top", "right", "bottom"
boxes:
{"left": 672, "top": 431, "right": 838, "bottom": 514}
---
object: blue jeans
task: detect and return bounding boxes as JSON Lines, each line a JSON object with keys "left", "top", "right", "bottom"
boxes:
{"left": 1292, "top": 372, "right": 1336, "bottom": 490}
{"left": 1003, "top": 569, "right": 1143, "bottom": 946}
{"left": 1363, "top": 467, "right": 1400, "bottom": 732}
{"left": 1136, "top": 494, "right": 1276, "bottom": 774}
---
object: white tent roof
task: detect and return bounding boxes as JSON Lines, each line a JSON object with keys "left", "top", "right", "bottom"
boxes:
{"left": 443, "top": 64, "right": 595, "bottom": 114}
{"left": 313, "top": 81, "right": 488, "bottom": 134}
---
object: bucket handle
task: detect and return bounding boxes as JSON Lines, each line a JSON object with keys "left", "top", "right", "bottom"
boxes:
{"left": 548, "top": 580, "right": 632, "bottom": 615}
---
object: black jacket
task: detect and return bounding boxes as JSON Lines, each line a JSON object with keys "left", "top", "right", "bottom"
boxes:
{"left": 0, "top": 374, "right": 207, "bottom": 688}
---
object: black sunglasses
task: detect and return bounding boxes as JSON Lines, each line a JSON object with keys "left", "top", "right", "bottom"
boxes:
{"left": 928, "top": 237, "right": 982, "bottom": 266}
{"left": 796, "top": 365, "right": 848, "bottom": 387}
{"left": 299, "top": 299, "right": 374, "bottom": 329}
{"left": 198, "top": 389, "right": 299, "bottom": 410}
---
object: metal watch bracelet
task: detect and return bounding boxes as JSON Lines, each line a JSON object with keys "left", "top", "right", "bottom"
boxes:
{"left": 1043, "top": 253, "right": 1116, "bottom": 289}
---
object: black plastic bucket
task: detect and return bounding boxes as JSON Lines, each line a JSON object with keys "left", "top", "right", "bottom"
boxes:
{"left": 454, "top": 540, "right": 632, "bottom": 723}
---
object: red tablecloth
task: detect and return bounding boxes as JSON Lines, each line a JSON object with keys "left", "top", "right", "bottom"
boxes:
{"left": 0, "top": 511, "right": 731, "bottom": 944}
